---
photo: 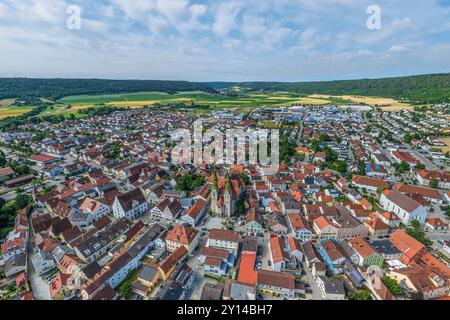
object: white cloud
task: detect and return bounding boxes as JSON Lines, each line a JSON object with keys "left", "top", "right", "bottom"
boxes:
{"left": 389, "top": 44, "right": 408, "bottom": 53}
{"left": 390, "top": 17, "right": 414, "bottom": 29}
{"left": 0, "top": 3, "right": 8, "bottom": 17}
{"left": 83, "top": 19, "right": 110, "bottom": 33}
{"left": 212, "top": 2, "right": 242, "bottom": 37}
{"left": 241, "top": 15, "right": 266, "bottom": 39}
{"left": 0, "top": 0, "right": 448, "bottom": 81}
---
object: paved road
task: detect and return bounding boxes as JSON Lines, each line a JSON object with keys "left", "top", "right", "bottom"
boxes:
{"left": 411, "top": 150, "right": 439, "bottom": 171}
{"left": 426, "top": 232, "right": 450, "bottom": 242}
{"left": 0, "top": 190, "right": 16, "bottom": 202}
{"left": 302, "top": 263, "right": 323, "bottom": 300}
{"left": 0, "top": 276, "right": 15, "bottom": 288}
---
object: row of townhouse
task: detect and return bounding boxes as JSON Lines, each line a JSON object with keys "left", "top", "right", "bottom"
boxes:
{"left": 81, "top": 223, "right": 166, "bottom": 300}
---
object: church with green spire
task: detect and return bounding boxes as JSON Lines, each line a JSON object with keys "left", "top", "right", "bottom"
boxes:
{"left": 210, "top": 168, "right": 244, "bottom": 218}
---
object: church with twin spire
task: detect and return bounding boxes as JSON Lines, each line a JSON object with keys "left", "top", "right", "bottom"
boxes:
{"left": 210, "top": 168, "right": 244, "bottom": 218}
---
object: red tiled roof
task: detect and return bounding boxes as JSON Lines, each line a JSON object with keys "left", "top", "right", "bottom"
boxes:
{"left": 395, "top": 184, "right": 441, "bottom": 200}
{"left": 313, "top": 215, "right": 332, "bottom": 230}
{"left": 390, "top": 230, "right": 426, "bottom": 264}
{"left": 392, "top": 151, "right": 420, "bottom": 164}
{"left": 382, "top": 190, "right": 422, "bottom": 213}
{"left": 425, "top": 218, "right": 448, "bottom": 227}
{"left": 185, "top": 199, "right": 206, "bottom": 219}
{"left": 352, "top": 175, "right": 389, "bottom": 189}
{"left": 256, "top": 270, "right": 295, "bottom": 289}
{"left": 349, "top": 237, "right": 376, "bottom": 258}
{"left": 166, "top": 225, "right": 198, "bottom": 246}
{"left": 270, "top": 236, "right": 289, "bottom": 264}
{"left": 30, "top": 154, "right": 59, "bottom": 163}
{"left": 237, "top": 252, "right": 257, "bottom": 286}
{"left": 0, "top": 167, "right": 14, "bottom": 177}
{"left": 209, "top": 229, "right": 240, "bottom": 243}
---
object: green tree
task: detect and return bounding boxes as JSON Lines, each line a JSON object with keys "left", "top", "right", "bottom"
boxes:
{"left": 429, "top": 178, "right": 438, "bottom": 188}
{"left": 444, "top": 206, "right": 450, "bottom": 219}
{"left": 238, "top": 174, "right": 251, "bottom": 185}
{"left": 331, "top": 160, "right": 348, "bottom": 174}
{"left": 395, "top": 161, "right": 410, "bottom": 174}
{"left": 323, "top": 147, "right": 338, "bottom": 163}
{"left": 348, "top": 290, "right": 372, "bottom": 300}
{"left": 403, "top": 134, "right": 412, "bottom": 144}
{"left": 0, "top": 151, "right": 6, "bottom": 167}
{"left": 15, "top": 194, "right": 32, "bottom": 210}
{"left": 406, "top": 221, "right": 432, "bottom": 246}
{"left": 237, "top": 200, "right": 246, "bottom": 216}
{"left": 176, "top": 173, "right": 205, "bottom": 193}
{"left": 382, "top": 276, "right": 403, "bottom": 296}
{"left": 118, "top": 282, "right": 132, "bottom": 299}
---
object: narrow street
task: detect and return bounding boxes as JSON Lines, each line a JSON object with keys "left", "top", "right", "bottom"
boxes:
{"left": 302, "top": 264, "right": 323, "bottom": 300}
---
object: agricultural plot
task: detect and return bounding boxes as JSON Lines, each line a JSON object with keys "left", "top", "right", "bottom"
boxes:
{"left": 310, "top": 94, "right": 413, "bottom": 110}
{"left": 0, "top": 106, "right": 33, "bottom": 119}
{"left": 2, "top": 90, "right": 414, "bottom": 119}
{"left": 56, "top": 91, "right": 335, "bottom": 113}
{"left": 0, "top": 99, "right": 16, "bottom": 107}
{"left": 435, "top": 137, "right": 450, "bottom": 154}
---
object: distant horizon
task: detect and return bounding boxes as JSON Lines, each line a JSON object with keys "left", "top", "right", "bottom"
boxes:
{"left": 1, "top": 71, "right": 450, "bottom": 84}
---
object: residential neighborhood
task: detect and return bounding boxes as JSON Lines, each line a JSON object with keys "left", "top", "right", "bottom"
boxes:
{"left": 1, "top": 104, "right": 449, "bottom": 301}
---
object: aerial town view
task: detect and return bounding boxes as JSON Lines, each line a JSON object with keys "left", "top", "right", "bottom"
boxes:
{"left": 0, "top": 0, "right": 450, "bottom": 308}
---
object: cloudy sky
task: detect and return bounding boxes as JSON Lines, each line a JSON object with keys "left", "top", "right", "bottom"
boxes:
{"left": 0, "top": 0, "right": 449, "bottom": 81}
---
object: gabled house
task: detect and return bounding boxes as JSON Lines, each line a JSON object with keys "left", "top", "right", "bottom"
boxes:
{"left": 318, "top": 240, "right": 346, "bottom": 275}
{"left": 151, "top": 199, "right": 183, "bottom": 221}
{"left": 31, "top": 249, "right": 56, "bottom": 276}
{"left": 245, "top": 207, "right": 264, "bottom": 235}
{"left": 113, "top": 188, "right": 149, "bottom": 220}
{"left": 380, "top": 190, "right": 428, "bottom": 225}
{"left": 1, "top": 238, "right": 26, "bottom": 261}
{"left": 269, "top": 236, "right": 290, "bottom": 272}
{"left": 181, "top": 199, "right": 207, "bottom": 226}
{"left": 207, "top": 229, "right": 240, "bottom": 253}
{"left": 349, "top": 237, "right": 384, "bottom": 268}
{"left": 389, "top": 230, "right": 427, "bottom": 264}
{"left": 165, "top": 224, "right": 199, "bottom": 255}
{"left": 80, "top": 197, "right": 110, "bottom": 223}
{"left": 287, "top": 213, "right": 312, "bottom": 242}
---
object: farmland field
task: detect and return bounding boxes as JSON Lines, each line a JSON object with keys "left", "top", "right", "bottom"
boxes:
{"left": 56, "top": 91, "right": 337, "bottom": 112}
{"left": 1, "top": 90, "right": 415, "bottom": 119}
{"left": 0, "top": 106, "right": 34, "bottom": 119}
{"left": 310, "top": 94, "right": 413, "bottom": 110}
{"left": 435, "top": 137, "right": 450, "bottom": 154}
{"left": 0, "top": 99, "right": 16, "bottom": 107}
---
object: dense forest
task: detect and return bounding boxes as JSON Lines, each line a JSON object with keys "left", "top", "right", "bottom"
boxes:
{"left": 204, "top": 73, "right": 450, "bottom": 104}
{"left": 0, "top": 78, "right": 217, "bottom": 100}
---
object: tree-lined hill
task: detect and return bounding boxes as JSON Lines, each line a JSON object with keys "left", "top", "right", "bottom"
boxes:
{"left": 0, "top": 78, "right": 217, "bottom": 101}
{"left": 1, "top": 73, "right": 449, "bottom": 104}
{"left": 204, "top": 73, "right": 450, "bottom": 104}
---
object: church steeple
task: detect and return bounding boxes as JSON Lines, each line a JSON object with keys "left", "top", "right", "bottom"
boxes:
{"left": 213, "top": 165, "right": 219, "bottom": 190}
{"left": 225, "top": 174, "right": 231, "bottom": 193}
